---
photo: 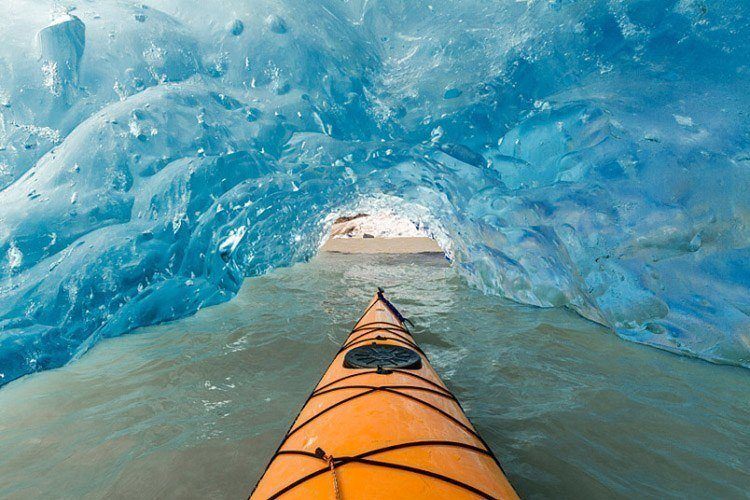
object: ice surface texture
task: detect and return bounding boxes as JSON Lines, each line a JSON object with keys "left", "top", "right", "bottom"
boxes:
{"left": 1, "top": 0, "right": 749, "bottom": 384}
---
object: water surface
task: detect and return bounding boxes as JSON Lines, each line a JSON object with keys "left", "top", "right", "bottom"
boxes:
{"left": 0, "top": 253, "right": 748, "bottom": 499}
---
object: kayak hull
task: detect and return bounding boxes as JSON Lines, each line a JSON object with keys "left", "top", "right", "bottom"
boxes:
{"left": 251, "top": 291, "right": 517, "bottom": 499}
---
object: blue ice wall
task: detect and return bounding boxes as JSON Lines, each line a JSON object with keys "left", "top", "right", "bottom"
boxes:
{"left": 1, "top": 0, "right": 749, "bottom": 385}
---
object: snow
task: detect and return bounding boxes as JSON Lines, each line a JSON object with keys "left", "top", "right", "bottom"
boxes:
{"left": 328, "top": 213, "right": 430, "bottom": 240}
{"left": 674, "top": 115, "right": 694, "bottom": 127}
{"left": 0, "top": 0, "right": 749, "bottom": 385}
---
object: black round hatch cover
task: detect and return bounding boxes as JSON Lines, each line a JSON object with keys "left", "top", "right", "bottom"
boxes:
{"left": 344, "top": 343, "right": 422, "bottom": 370}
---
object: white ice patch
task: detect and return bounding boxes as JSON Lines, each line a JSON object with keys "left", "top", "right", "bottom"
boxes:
{"left": 674, "top": 114, "right": 694, "bottom": 127}
{"left": 41, "top": 61, "right": 62, "bottom": 96}
{"left": 48, "top": 14, "right": 75, "bottom": 27}
{"left": 128, "top": 117, "right": 143, "bottom": 138}
{"left": 218, "top": 225, "right": 247, "bottom": 257}
{"left": 16, "top": 124, "right": 61, "bottom": 144}
{"left": 7, "top": 241, "right": 23, "bottom": 272}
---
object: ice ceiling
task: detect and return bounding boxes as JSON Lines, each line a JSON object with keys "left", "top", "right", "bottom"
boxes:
{"left": 0, "top": 0, "right": 749, "bottom": 385}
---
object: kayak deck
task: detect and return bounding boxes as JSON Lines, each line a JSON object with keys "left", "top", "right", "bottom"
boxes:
{"left": 250, "top": 290, "right": 517, "bottom": 499}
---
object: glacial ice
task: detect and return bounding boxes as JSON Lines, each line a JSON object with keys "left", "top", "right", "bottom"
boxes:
{"left": 36, "top": 14, "right": 86, "bottom": 100}
{"left": 0, "top": 0, "right": 749, "bottom": 385}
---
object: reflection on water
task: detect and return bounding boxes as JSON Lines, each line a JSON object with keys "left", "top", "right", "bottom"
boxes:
{"left": 0, "top": 253, "right": 748, "bottom": 499}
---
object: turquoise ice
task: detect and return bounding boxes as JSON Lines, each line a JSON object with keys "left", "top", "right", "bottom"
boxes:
{"left": 1, "top": 0, "right": 749, "bottom": 385}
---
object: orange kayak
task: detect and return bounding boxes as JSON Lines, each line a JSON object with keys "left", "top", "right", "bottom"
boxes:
{"left": 250, "top": 289, "right": 518, "bottom": 499}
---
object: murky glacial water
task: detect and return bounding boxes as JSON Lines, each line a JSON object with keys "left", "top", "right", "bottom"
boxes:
{"left": 0, "top": 253, "right": 748, "bottom": 499}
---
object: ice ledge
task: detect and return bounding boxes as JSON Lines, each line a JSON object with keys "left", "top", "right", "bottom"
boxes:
{"left": 321, "top": 236, "right": 443, "bottom": 254}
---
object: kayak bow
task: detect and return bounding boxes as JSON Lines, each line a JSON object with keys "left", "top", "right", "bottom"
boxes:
{"left": 250, "top": 289, "right": 518, "bottom": 499}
